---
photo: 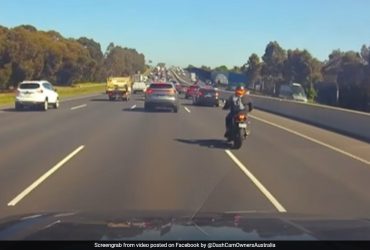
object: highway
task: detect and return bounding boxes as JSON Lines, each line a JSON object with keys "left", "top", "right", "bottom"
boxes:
{"left": 1, "top": 89, "right": 370, "bottom": 220}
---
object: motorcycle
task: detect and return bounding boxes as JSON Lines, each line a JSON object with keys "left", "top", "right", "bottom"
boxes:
{"left": 228, "top": 112, "right": 250, "bottom": 149}
{"left": 221, "top": 99, "right": 251, "bottom": 149}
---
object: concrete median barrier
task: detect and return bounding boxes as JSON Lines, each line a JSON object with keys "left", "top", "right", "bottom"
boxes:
{"left": 174, "top": 70, "right": 370, "bottom": 141}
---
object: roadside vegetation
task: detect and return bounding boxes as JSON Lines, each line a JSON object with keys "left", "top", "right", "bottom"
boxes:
{"left": 189, "top": 42, "right": 370, "bottom": 112}
{"left": 0, "top": 25, "right": 146, "bottom": 90}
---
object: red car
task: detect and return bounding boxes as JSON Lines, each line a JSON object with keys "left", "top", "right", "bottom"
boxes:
{"left": 185, "top": 85, "right": 200, "bottom": 99}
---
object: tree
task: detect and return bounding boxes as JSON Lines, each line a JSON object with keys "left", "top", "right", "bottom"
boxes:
{"left": 0, "top": 24, "right": 146, "bottom": 87}
{"left": 231, "top": 66, "right": 242, "bottom": 73}
{"left": 200, "top": 65, "right": 211, "bottom": 71}
{"left": 282, "top": 49, "right": 323, "bottom": 99}
{"left": 214, "top": 65, "right": 228, "bottom": 72}
{"left": 245, "top": 53, "right": 262, "bottom": 89}
{"left": 322, "top": 49, "right": 368, "bottom": 110}
{"left": 361, "top": 44, "right": 370, "bottom": 65}
{"left": 261, "top": 41, "right": 287, "bottom": 95}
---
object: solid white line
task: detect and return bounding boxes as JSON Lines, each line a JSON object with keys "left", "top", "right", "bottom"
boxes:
{"left": 250, "top": 114, "right": 370, "bottom": 166}
{"left": 184, "top": 107, "right": 191, "bottom": 113}
{"left": 225, "top": 150, "right": 287, "bottom": 213}
{"left": 7, "top": 145, "right": 85, "bottom": 206}
{"left": 130, "top": 105, "right": 136, "bottom": 110}
{"left": 21, "top": 214, "right": 43, "bottom": 220}
{"left": 70, "top": 104, "right": 87, "bottom": 110}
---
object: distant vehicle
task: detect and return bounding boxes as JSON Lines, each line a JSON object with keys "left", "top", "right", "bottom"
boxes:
{"left": 185, "top": 85, "right": 200, "bottom": 99}
{"left": 144, "top": 83, "right": 179, "bottom": 112}
{"left": 278, "top": 83, "right": 308, "bottom": 103}
{"left": 106, "top": 77, "right": 132, "bottom": 101}
{"left": 174, "top": 82, "right": 183, "bottom": 93}
{"left": 192, "top": 87, "right": 220, "bottom": 107}
{"left": 177, "top": 84, "right": 188, "bottom": 95}
{"left": 15, "top": 80, "right": 59, "bottom": 111}
{"left": 132, "top": 82, "right": 147, "bottom": 94}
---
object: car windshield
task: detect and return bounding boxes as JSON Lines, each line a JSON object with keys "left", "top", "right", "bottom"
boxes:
{"left": 1, "top": 0, "right": 370, "bottom": 245}
{"left": 291, "top": 85, "right": 307, "bottom": 97}
{"left": 19, "top": 83, "right": 40, "bottom": 89}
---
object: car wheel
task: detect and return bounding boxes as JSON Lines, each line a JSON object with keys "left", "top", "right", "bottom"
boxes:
{"left": 173, "top": 106, "right": 178, "bottom": 113}
{"left": 144, "top": 104, "right": 150, "bottom": 112}
{"left": 53, "top": 99, "right": 59, "bottom": 109}
{"left": 42, "top": 99, "right": 48, "bottom": 111}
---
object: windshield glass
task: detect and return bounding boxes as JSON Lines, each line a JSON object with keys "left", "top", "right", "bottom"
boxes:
{"left": 1, "top": 0, "right": 370, "bottom": 245}
{"left": 19, "top": 83, "right": 40, "bottom": 89}
{"left": 291, "top": 85, "right": 307, "bottom": 97}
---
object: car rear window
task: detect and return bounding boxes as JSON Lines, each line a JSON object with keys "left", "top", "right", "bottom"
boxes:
{"left": 19, "top": 83, "right": 40, "bottom": 89}
{"left": 150, "top": 84, "right": 173, "bottom": 89}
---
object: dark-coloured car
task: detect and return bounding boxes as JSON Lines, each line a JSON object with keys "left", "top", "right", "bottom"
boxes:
{"left": 185, "top": 85, "right": 200, "bottom": 99}
{"left": 144, "top": 83, "right": 179, "bottom": 112}
{"left": 192, "top": 87, "right": 220, "bottom": 107}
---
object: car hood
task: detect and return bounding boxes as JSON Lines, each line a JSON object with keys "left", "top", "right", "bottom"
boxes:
{"left": 0, "top": 211, "right": 369, "bottom": 240}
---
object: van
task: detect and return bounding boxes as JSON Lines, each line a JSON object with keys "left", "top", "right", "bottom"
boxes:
{"left": 278, "top": 83, "right": 308, "bottom": 103}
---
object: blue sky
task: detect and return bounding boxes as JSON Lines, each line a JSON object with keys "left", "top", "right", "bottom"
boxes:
{"left": 1, "top": 0, "right": 369, "bottom": 68}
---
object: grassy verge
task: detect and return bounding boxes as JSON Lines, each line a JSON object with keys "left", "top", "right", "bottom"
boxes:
{"left": 0, "top": 82, "right": 105, "bottom": 106}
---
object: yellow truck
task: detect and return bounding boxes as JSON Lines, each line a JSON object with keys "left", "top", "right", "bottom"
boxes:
{"left": 106, "top": 76, "right": 132, "bottom": 101}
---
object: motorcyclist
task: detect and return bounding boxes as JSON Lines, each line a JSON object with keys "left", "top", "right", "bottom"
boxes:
{"left": 223, "top": 85, "right": 253, "bottom": 140}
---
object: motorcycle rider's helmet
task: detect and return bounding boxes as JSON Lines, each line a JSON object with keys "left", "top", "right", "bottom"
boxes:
{"left": 235, "top": 85, "right": 246, "bottom": 97}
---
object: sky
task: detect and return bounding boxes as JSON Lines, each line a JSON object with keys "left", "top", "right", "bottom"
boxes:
{"left": 1, "top": 0, "right": 369, "bottom": 68}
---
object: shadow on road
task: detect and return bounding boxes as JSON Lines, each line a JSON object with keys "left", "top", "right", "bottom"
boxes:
{"left": 90, "top": 98, "right": 115, "bottom": 102}
{"left": 90, "top": 98, "right": 134, "bottom": 103}
{"left": 1, "top": 107, "right": 44, "bottom": 112}
{"left": 174, "top": 138, "right": 230, "bottom": 149}
{"left": 122, "top": 107, "right": 174, "bottom": 113}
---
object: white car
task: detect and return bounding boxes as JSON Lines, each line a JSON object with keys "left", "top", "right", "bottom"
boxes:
{"left": 15, "top": 80, "right": 59, "bottom": 111}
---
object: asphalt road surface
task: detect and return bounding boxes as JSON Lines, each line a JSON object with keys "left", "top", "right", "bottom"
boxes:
{"left": 1, "top": 93, "right": 370, "bottom": 219}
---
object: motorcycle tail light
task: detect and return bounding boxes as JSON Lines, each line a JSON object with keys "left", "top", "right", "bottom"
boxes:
{"left": 236, "top": 114, "right": 247, "bottom": 121}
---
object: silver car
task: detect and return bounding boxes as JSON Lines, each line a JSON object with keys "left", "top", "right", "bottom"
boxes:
{"left": 144, "top": 83, "right": 179, "bottom": 112}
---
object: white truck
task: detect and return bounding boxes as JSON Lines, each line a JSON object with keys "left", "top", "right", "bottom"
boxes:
{"left": 132, "top": 81, "right": 147, "bottom": 93}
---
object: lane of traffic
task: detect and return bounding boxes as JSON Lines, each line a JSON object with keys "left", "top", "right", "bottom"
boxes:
{"left": 1, "top": 96, "right": 277, "bottom": 218}
{"left": 184, "top": 97, "right": 370, "bottom": 217}
{"left": 0, "top": 95, "right": 137, "bottom": 214}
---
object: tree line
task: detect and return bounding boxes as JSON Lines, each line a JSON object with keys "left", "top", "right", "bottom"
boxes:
{"left": 191, "top": 41, "right": 370, "bottom": 112}
{"left": 242, "top": 41, "right": 370, "bottom": 112}
{"left": 0, "top": 25, "right": 146, "bottom": 89}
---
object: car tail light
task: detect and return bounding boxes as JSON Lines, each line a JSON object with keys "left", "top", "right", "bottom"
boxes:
{"left": 198, "top": 91, "right": 203, "bottom": 96}
{"left": 167, "top": 89, "right": 175, "bottom": 94}
{"left": 146, "top": 88, "right": 154, "bottom": 94}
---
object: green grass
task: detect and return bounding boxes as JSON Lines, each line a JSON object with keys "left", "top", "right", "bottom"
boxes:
{"left": 0, "top": 82, "right": 105, "bottom": 106}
